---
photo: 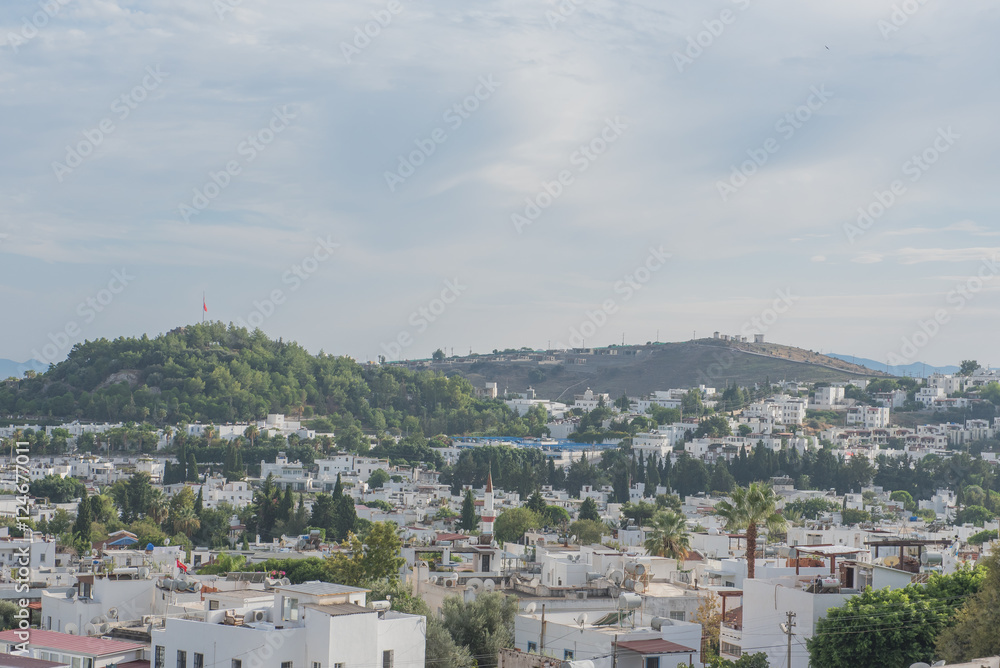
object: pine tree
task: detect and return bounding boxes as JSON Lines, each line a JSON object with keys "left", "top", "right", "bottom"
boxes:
{"left": 194, "top": 487, "right": 204, "bottom": 514}
{"left": 579, "top": 497, "right": 600, "bottom": 522}
{"left": 279, "top": 486, "right": 294, "bottom": 522}
{"left": 73, "top": 493, "right": 92, "bottom": 544}
{"left": 460, "top": 489, "right": 478, "bottom": 532}
{"left": 187, "top": 452, "right": 199, "bottom": 482}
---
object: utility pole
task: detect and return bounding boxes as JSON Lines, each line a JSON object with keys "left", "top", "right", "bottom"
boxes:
{"left": 783, "top": 611, "right": 797, "bottom": 668}
{"left": 540, "top": 604, "right": 546, "bottom": 655}
{"left": 612, "top": 633, "right": 618, "bottom": 668}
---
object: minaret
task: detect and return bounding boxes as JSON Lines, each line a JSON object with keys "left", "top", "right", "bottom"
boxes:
{"left": 481, "top": 470, "right": 495, "bottom": 536}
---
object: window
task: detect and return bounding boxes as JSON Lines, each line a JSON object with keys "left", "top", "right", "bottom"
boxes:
{"left": 334, "top": 664, "right": 344, "bottom": 668}
{"left": 383, "top": 650, "right": 394, "bottom": 668}
{"left": 194, "top": 654, "right": 204, "bottom": 668}
{"left": 209, "top": 600, "right": 220, "bottom": 610}
{"left": 281, "top": 663, "right": 292, "bottom": 668}
{"left": 85, "top": 660, "right": 93, "bottom": 668}
{"left": 721, "top": 642, "right": 742, "bottom": 658}
{"left": 283, "top": 597, "right": 300, "bottom": 621}
{"left": 313, "top": 663, "right": 322, "bottom": 668}
{"left": 564, "top": 651, "right": 574, "bottom": 660}
{"left": 177, "top": 651, "right": 187, "bottom": 668}
{"left": 645, "top": 658, "right": 660, "bottom": 668}
{"left": 527, "top": 642, "right": 538, "bottom": 653}
{"left": 232, "top": 661, "right": 242, "bottom": 668}
{"left": 669, "top": 611, "right": 685, "bottom": 621}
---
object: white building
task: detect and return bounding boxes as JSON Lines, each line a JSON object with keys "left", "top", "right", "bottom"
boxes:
{"left": 742, "top": 395, "right": 806, "bottom": 426}
{"left": 573, "top": 389, "right": 613, "bottom": 411}
{"left": 845, "top": 406, "right": 890, "bottom": 429}
{"left": 151, "top": 582, "right": 425, "bottom": 668}
{"left": 514, "top": 606, "right": 704, "bottom": 667}
{"left": 812, "top": 386, "right": 846, "bottom": 409}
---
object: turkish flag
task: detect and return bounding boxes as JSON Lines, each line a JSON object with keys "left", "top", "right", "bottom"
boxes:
{"left": 203, "top": 297, "right": 208, "bottom": 312}
{"left": 176, "top": 558, "right": 188, "bottom": 573}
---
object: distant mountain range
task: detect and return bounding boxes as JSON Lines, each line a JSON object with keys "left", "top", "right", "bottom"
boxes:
{"left": 0, "top": 358, "right": 48, "bottom": 380}
{"left": 827, "top": 354, "right": 959, "bottom": 378}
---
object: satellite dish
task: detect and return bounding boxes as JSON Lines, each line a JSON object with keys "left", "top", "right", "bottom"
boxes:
{"left": 84, "top": 623, "right": 98, "bottom": 636}
{"left": 610, "top": 570, "right": 624, "bottom": 585}
{"left": 931, "top": 662, "right": 946, "bottom": 667}
{"left": 525, "top": 602, "right": 537, "bottom": 615}
{"left": 908, "top": 663, "right": 931, "bottom": 668}
{"left": 467, "top": 578, "right": 484, "bottom": 592}
{"left": 65, "top": 623, "right": 78, "bottom": 635}
{"left": 569, "top": 535, "right": 578, "bottom": 544}
{"left": 99, "top": 623, "right": 110, "bottom": 634}
{"left": 483, "top": 579, "right": 495, "bottom": 592}
{"left": 164, "top": 538, "right": 170, "bottom": 546}
{"left": 90, "top": 616, "right": 102, "bottom": 625}
{"left": 576, "top": 613, "right": 588, "bottom": 627}
{"left": 66, "top": 590, "right": 76, "bottom": 599}
{"left": 107, "top": 607, "right": 119, "bottom": 619}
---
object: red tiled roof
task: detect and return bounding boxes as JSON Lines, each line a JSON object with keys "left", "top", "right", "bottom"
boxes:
{"left": 0, "top": 631, "right": 146, "bottom": 657}
{"left": 615, "top": 639, "right": 696, "bottom": 655}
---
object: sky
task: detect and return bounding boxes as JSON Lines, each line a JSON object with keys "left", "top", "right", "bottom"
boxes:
{"left": 2, "top": 0, "right": 999, "bottom": 368}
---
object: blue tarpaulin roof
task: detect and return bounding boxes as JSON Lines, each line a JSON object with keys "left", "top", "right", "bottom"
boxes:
{"left": 108, "top": 536, "right": 138, "bottom": 546}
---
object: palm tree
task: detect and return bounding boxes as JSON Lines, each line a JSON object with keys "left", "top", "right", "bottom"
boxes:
{"left": 244, "top": 425, "right": 259, "bottom": 448}
{"left": 147, "top": 489, "right": 169, "bottom": 524}
{"left": 714, "top": 482, "right": 786, "bottom": 579}
{"left": 643, "top": 511, "right": 691, "bottom": 560}
{"left": 172, "top": 507, "right": 201, "bottom": 538}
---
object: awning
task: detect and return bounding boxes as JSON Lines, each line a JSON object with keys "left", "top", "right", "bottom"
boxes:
{"left": 615, "top": 639, "right": 696, "bottom": 655}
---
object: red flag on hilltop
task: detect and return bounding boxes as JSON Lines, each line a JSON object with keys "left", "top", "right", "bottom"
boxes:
{"left": 203, "top": 296, "right": 208, "bottom": 312}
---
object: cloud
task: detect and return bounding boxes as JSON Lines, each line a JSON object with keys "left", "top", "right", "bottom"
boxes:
{"left": 894, "top": 247, "right": 1000, "bottom": 264}
{"left": 852, "top": 253, "right": 884, "bottom": 264}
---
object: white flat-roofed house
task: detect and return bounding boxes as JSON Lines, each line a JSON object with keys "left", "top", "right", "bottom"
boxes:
{"left": 812, "top": 386, "right": 846, "bottom": 409}
{"left": 845, "top": 406, "right": 890, "bottom": 429}
{"left": 152, "top": 582, "right": 425, "bottom": 668}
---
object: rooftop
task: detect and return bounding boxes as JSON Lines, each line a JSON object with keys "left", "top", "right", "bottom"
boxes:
{"left": 0, "top": 630, "right": 146, "bottom": 657}
{"left": 0, "top": 653, "right": 68, "bottom": 668}
{"left": 615, "top": 638, "right": 697, "bottom": 655}
{"left": 305, "top": 603, "right": 374, "bottom": 617}
{"left": 274, "top": 582, "right": 368, "bottom": 597}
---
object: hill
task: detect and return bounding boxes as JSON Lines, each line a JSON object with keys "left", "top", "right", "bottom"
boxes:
{"left": 399, "top": 339, "right": 884, "bottom": 400}
{"left": 0, "top": 323, "right": 541, "bottom": 440}
{"left": 826, "top": 354, "right": 959, "bottom": 378}
{"left": 0, "top": 358, "right": 47, "bottom": 380}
